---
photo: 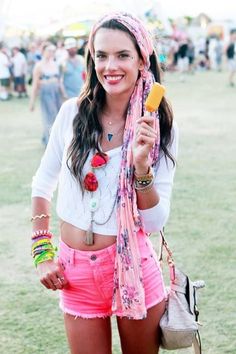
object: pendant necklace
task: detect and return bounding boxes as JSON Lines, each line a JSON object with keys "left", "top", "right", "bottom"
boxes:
{"left": 104, "top": 120, "right": 125, "bottom": 142}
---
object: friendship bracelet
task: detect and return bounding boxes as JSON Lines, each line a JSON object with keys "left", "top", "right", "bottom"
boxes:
{"left": 31, "top": 240, "right": 53, "bottom": 252}
{"left": 31, "top": 214, "right": 51, "bottom": 222}
{"left": 34, "top": 251, "right": 55, "bottom": 267}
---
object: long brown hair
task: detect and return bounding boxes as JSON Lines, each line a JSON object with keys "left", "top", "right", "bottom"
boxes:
{"left": 67, "top": 19, "right": 175, "bottom": 189}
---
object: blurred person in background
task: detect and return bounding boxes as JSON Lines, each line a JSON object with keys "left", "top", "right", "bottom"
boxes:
{"left": 214, "top": 36, "right": 223, "bottom": 72}
{"left": 55, "top": 40, "right": 68, "bottom": 66}
{"left": 61, "top": 37, "right": 85, "bottom": 99}
{"left": 177, "top": 38, "right": 189, "bottom": 82}
{"left": 0, "top": 43, "right": 11, "bottom": 101}
{"left": 226, "top": 29, "right": 236, "bottom": 87}
{"left": 27, "top": 42, "right": 42, "bottom": 85}
{"left": 11, "top": 46, "right": 28, "bottom": 98}
{"left": 186, "top": 39, "right": 195, "bottom": 74}
{"left": 29, "top": 43, "right": 63, "bottom": 146}
{"left": 30, "top": 12, "right": 178, "bottom": 354}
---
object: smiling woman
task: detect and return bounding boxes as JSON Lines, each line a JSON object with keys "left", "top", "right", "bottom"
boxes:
{"left": 93, "top": 28, "right": 144, "bottom": 99}
{"left": 31, "top": 11, "right": 178, "bottom": 354}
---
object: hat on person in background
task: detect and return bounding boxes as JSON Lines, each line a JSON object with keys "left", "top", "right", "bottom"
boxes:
{"left": 64, "top": 38, "right": 77, "bottom": 49}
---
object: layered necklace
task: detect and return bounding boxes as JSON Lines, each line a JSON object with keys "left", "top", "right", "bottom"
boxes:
{"left": 102, "top": 113, "right": 126, "bottom": 142}
{"left": 83, "top": 152, "right": 118, "bottom": 245}
{"left": 103, "top": 120, "right": 125, "bottom": 142}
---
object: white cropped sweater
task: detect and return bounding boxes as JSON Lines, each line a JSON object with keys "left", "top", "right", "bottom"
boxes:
{"left": 32, "top": 98, "right": 179, "bottom": 235}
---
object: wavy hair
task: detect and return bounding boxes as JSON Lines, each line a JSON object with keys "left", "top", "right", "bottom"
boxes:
{"left": 67, "top": 19, "right": 175, "bottom": 189}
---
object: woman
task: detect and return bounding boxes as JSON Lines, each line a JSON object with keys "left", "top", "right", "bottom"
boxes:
{"left": 29, "top": 43, "right": 63, "bottom": 146}
{"left": 31, "top": 13, "right": 178, "bottom": 354}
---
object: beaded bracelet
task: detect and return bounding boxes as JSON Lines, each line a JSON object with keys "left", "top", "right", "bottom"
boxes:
{"left": 31, "top": 230, "right": 53, "bottom": 240}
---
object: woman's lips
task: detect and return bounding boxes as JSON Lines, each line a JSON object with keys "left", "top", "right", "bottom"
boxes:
{"left": 104, "top": 75, "right": 124, "bottom": 84}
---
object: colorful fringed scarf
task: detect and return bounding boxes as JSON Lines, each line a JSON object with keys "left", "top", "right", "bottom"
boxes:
{"left": 88, "top": 12, "right": 160, "bottom": 319}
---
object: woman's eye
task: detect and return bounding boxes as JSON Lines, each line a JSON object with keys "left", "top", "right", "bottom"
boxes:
{"left": 119, "top": 53, "right": 131, "bottom": 59}
{"left": 95, "top": 54, "right": 106, "bottom": 60}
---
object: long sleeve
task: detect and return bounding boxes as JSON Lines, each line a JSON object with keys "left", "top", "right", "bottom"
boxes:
{"left": 31, "top": 98, "right": 77, "bottom": 201}
{"left": 138, "top": 121, "right": 179, "bottom": 232}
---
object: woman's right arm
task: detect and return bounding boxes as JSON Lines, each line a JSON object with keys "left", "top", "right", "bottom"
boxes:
{"left": 31, "top": 101, "right": 73, "bottom": 290}
{"left": 32, "top": 197, "right": 68, "bottom": 291}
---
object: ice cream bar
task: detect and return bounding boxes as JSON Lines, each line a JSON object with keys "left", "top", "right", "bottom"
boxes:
{"left": 145, "top": 83, "right": 165, "bottom": 112}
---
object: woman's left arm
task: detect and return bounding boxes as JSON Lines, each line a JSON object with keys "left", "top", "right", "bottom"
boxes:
{"left": 133, "top": 117, "right": 179, "bottom": 232}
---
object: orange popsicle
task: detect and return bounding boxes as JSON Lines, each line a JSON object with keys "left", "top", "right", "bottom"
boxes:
{"left": 145, "top": 83, "right": 165, "bottom": 112}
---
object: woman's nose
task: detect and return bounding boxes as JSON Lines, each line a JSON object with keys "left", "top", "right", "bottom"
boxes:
{"left": 105, "top": 56, "right": 118, "bottom": 70}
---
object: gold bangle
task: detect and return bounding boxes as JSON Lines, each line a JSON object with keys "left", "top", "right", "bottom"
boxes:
{"left": 134, "top": 167, "right": 154, "bottom": 183}
{"left": 31, "top": 214, "right": 51, "bottom": 222}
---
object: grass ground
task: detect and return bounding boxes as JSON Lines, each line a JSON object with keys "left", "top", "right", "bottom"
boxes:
{"left": 0, "top": 69, "right": 235, "bottom": 353}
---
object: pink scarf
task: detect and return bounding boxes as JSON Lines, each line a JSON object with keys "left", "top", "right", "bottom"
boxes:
{"left": 88, "top": 12, "right": 160, "bottom": 319}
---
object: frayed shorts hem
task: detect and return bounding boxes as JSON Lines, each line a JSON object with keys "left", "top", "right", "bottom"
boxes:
{"left": 59, "top": 303, "right": 112, "bottom": 319}
{"left": 59, "top": 296, "right": 165, "bottom": 320}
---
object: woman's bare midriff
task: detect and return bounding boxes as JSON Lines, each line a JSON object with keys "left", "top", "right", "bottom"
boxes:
{"left": 60, "top": 220, "right": 117, "bottom": 251}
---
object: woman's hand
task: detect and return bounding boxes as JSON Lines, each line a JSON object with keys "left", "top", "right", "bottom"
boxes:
{"left": 37, "top": 259, "right": 68, "bottom": 291}
{"left": 133, "top": 115, "right": 158, "bottom": 173}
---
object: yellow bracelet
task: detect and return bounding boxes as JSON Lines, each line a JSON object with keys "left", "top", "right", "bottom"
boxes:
{"left": 31, "top": 214, "right": 51, "bottom": 222}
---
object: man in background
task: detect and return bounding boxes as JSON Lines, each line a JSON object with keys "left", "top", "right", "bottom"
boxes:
{"left": 61, "top": 37, "right": 85, "bottom": 99}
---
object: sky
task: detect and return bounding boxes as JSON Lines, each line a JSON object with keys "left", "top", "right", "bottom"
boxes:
{"left": 1, "top": 0, "right": 236, "bottom": 26}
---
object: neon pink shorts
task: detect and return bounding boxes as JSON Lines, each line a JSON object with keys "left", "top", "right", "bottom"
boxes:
{"left": 58, "top": 234, "right": 165, "bottom": 318}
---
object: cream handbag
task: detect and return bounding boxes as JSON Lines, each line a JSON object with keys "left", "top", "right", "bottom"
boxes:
{"left": 159, "top": 231, "right": 205, "bottom": 353}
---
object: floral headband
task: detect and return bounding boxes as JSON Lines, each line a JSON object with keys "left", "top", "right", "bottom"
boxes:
{"left": 88, "top": 12, "right": 154, "bottom": 71}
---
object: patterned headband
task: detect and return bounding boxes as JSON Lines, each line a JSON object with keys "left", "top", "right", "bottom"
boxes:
{"left": 88, "top": 12, "right": 154, "bottom": 70}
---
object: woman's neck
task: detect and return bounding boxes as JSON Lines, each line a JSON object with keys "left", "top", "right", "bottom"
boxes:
{"left": 103, "top": 94, "right": 130, "bottom": 122}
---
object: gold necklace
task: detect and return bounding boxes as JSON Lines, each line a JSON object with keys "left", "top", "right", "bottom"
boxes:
{"left": 103, "top": 120, "right": 125, "bottom": 142}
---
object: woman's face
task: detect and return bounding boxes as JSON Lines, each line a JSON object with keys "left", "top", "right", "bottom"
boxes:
{"left": 43, "top": 45, "right": 56, "bottom": 60}
{"left": 93, "top": 28, "right": 144, "bottom": 98}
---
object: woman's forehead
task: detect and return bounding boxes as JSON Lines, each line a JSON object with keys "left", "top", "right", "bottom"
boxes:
{"left": 93, "top": 28, "right": 137, "bottom": 52}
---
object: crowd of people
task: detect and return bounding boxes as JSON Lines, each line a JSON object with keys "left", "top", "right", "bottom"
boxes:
{"left": 0, "top": 28, "right": 235, "bottom": 146}
{"left": 0, "top": 38, "right": 86, "bottom": 145}
{"left": 157, "top": 29, "right": 236, "bottom": 83}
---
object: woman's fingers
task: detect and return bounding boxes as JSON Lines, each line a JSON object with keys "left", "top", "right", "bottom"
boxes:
{"left": 38, "top": 261, "right": 68, "bottom": 291}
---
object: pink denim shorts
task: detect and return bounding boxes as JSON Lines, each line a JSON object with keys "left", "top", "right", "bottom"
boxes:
{"left": 58, "top": 234, "right": 165, "bottom": 318}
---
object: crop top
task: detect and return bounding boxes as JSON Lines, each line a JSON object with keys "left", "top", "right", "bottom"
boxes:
{"left": 32, "top": 98, "right": 179, "bottom": 235}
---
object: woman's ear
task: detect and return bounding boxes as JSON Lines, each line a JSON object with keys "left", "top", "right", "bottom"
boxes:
{"left": 139, "top": 60, "right": 144, "bottom": 71}
{"left": 138, "top": 59, "right": 144, "bottom": 71}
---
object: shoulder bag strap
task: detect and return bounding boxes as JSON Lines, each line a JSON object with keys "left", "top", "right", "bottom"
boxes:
{"left": 159, "top": 229, "right": 175, "bottom": 281}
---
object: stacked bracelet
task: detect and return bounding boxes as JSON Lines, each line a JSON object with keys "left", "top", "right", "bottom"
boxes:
{"left": 134, "top": 178, "right": 154, "bottom": 193}
{"left": 134, "top": 167, "right": 154, "bottom": 192}
{"left": 31, "top": 230, "right": 56, "bottom": 267}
